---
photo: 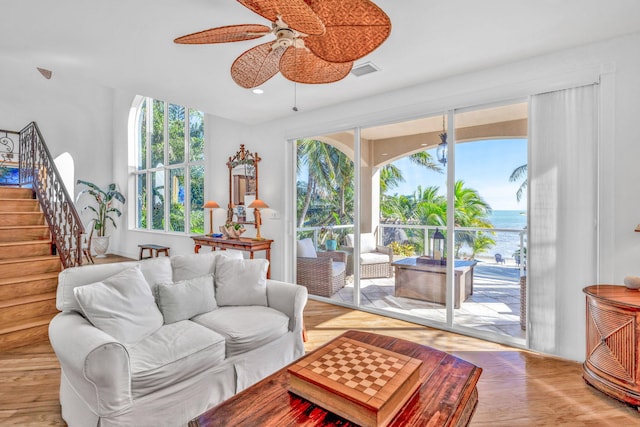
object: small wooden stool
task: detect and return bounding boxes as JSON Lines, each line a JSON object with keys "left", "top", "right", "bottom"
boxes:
{"left": 138, "top": 244, "right": 170, "bottom": 260}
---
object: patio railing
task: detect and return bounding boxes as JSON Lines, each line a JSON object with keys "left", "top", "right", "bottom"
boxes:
{"left": 297, "top": 223, "right": 526, "bottom": 276}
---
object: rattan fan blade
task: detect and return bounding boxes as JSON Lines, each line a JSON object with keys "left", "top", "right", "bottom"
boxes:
{"left": 174, "top": 24, "right": 271, "bottom": 44}
{"left": 231, "top": 42, "right": 286, "bottom": 88}
{"left": 280, "top": 47, "right": 352, "bottom": 84}
{"left": 304, "top": 0, "right": 391, "bottom": 63}
{"left": 238, "top": 0, "right": 324, "bottom": 35}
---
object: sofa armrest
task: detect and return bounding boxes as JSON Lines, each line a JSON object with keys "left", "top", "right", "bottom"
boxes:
{"left": 265, "top": 280, "right": 308, "bottom": 333}
{"left": 49, "top": 312, "right": 132, "bottom": 416}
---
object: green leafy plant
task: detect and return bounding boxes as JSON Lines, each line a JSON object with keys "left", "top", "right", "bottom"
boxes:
{"left": 76, "top": 180, "right": 126, "bottom": 237}
{"left": 387, "top": 241, "right": 415, "bottom": 256}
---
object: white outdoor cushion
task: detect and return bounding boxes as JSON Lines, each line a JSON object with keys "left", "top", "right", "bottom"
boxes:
{"left": 126, "top": 320, "right": 226, "bottom": 398}
{"left": 361, "top": 233, "right": 377, "bottom": 253}
{"left": 57, "top": 257, "right": 172, "bottom": 312}
{"left": 192, "top": 306, "right": 289, "bottom": 357}
{"left": 156, "top": 274, "right": 217, "bottom": 324}
{"left": 346, "top": 233, "right": 377, "bottom": 253}
{"left": 171, "top": 251, "right": 242, "bottom": 282}
{"left": 215, "top": 257, "right": 268, "bottom": 306}
{"left": 73, "top": 265, "right": 163, "bottom": 345}
{"left": 297, "top": 238, "right": 317, "bottom": 258}
{"left": 332, "top": 261, "right": 346, "bottom": 277}
{"left": 360, "top": 252, "right": 390, "bottom": 265}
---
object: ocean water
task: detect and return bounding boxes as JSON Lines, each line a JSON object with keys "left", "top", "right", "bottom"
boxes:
{"left": 478, "top": 210, "right": 527, "bottom": 258}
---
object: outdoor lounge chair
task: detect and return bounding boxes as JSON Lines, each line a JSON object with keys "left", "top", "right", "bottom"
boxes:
{"left": 296, "top": 238, "right": 346, "bottom": 297}
{"left": 344, "top": 232, "right": 393, "bottom": 279}
{"left": 495, "top": 253, "right": 505, "bottom": 264}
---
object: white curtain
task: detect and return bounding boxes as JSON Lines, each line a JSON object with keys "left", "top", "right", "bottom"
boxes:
{"left": 528, "top": 84, "right": 598, "bottom": 361}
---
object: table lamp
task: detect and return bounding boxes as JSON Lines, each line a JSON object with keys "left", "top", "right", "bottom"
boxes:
{"left": 203, "top": 200, "right": 220, "bottom": 235}
{"left": 248, "top": 199, "right": 268, "bottom": 240}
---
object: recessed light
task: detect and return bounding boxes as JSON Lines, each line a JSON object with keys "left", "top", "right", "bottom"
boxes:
{"left": 381, "top": 152, "right": 388, "bottom": 156}
{"left": 252, "top": 88, "right": 264, "bottom": 94}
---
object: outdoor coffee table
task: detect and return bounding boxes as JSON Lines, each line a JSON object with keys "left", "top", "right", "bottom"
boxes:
{"left": 189, "top": 330, "right": 482, "bottom": 427}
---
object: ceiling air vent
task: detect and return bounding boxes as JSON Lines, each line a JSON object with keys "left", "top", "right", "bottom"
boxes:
{"left": 351, "top": 62, "right": 380, "bottom": 77}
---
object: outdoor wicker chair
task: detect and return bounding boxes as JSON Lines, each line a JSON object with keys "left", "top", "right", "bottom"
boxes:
{"left": 296, "top": 238, "right": 347, "bottom": 297}
{"left": 344, "top": 232, "right": 393, "bottom": 279}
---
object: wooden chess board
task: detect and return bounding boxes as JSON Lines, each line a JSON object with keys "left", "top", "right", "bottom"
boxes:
{"left": 288, "top": 336, "right": 423, "bottom": 427}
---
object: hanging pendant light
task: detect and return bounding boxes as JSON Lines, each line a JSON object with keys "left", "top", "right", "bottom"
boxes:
{"left": 437, "top": 114, "right": 448, "bottom": 166}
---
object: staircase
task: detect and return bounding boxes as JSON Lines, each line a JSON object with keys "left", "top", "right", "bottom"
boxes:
{"left": 0, "top": 186, "right": 61, "bottom": 351}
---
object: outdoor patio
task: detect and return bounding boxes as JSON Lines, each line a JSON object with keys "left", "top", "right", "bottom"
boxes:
{"left": 329, "top": 257, "right": 525, "bottom": 340}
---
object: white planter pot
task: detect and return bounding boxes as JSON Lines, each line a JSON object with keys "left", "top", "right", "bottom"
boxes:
{"left": 92, "top": 236, "right": 110, "bottom": 258}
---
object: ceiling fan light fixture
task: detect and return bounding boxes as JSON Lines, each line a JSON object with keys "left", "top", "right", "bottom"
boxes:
{"left": 350, "top": 61, "right": 379, "bottom": 77}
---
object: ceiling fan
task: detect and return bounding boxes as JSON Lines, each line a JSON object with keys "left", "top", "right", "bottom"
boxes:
{"left": 174, "top": 0, "right": 391, "bottom": 89}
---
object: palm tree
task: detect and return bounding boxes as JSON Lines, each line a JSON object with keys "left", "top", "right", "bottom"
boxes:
{"left": 296, "top": 139, "right": 338, "bottom": 227}
{"left": 509, "top": 163, "right": 527, "bottom": 202}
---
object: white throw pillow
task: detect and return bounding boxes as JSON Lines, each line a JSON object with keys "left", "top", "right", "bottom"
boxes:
{"left": 297, "top": 238, "right": 317, "bottom": 258}
{"left": 346, "top": 233, "right": 377, "bottom": 253}
{"left": 215, "top": 257, "right": 268, "bottom": 306}
{"left": 361, "top": 233, "right": 377, "bottom": 253}
{"left": 156, "top": 274, "right": 217, "bottom": 324}
{"left": 171, "top": 251, "right": 244, "bottom": 281}
{"left": 73, "top": 265, "right": 163, "bottom": 345}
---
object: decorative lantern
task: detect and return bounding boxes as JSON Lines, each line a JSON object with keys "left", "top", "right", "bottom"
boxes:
{"left": 432, "top": 228, "right": 445, "bottom": 264}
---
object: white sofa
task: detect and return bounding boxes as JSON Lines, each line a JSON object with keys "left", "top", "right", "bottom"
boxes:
{"left": 49, "top": 251, "right": 308, "bottom": 427}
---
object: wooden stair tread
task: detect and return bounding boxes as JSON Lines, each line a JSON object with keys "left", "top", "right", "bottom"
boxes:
{"left": 0, "top": 225, "right": 48, "bottom": 230}
{"left": 0, "top": 293, "right": 57, "bottom": 309}
{"left": 0, "top": 272, "right": 58, "bottom": 286}
{"left": 0, "top": 240, "right": 52, "bottom": 248}
{"left": 0, "top": 255, "right": 60, "bottom": 265}
{"left": 0, "top": 314, "right": 55, "bottom": 336}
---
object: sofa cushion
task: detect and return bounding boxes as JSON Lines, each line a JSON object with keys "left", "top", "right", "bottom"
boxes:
{"left": 126, "top": 320, "right": 226, "bottom": 398}
{"left": 156, "top": 274, "right": 217, "bottom": 324}
{"left": 360, "top": 252, "right": 390, "bottom": 265}
{"left": 57, "top": 257, "right": 172, "bottom": 312}
{"left": 192, "top": 306, "right": 289, "bottom": 357}
{"left": 73, "top": 265, "right": 163, "bottom": 345}
{"left": 215, "top": 257, "right": 268, "bottom": 306}
{"left": 171, "top": 251, "right": 243, "bottom": 282}
{"left": 297, "top": 238, "right": 317, "bottom": 258}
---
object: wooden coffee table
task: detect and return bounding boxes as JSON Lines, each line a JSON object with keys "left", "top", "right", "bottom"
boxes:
{"left": 189, "top": 330, "right": 482, "bottom": 427}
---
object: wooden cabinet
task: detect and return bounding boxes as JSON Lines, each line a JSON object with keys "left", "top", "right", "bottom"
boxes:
{"left": 583, "top": 285, "right": 640, "bottom": 408}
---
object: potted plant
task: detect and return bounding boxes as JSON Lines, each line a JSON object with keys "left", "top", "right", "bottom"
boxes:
{"left": 76, "top": 180, "right": 126, "bottom": 257}
{"left": 321, "top": 225, "right": 338, "bottom": 251}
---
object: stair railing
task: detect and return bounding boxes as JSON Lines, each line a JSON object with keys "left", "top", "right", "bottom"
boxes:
{"left": 19, "top": 122, "right": 84, "bottom": 268}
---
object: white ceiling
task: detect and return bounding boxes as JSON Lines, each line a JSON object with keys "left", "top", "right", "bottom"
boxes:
{"left": 2, "top": 0, "right": 640, "bottom": 125}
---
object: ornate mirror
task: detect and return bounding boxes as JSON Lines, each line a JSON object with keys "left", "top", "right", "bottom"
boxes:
{"left": 227, "top": 144, "right": 260, "bottom": 224}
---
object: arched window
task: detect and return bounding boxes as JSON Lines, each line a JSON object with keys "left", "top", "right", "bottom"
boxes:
{"left": 133, "top": 97, "right": 205, "bottom": 234}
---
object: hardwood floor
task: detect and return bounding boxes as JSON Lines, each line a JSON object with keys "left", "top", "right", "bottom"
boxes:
{"left": 2, "top": 299, "right": 639, "bottom": 425}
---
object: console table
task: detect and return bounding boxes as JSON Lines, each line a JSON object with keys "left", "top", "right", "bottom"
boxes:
{"left": 583, "top": 285, "right": 640, "bottom": 408}
{"left": 192, "top": 236, "right": 273, "bottom": 279}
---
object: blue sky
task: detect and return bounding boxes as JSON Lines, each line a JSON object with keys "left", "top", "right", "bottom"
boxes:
{"left": 389, "top": 138, "right": 527, "bottom": 210}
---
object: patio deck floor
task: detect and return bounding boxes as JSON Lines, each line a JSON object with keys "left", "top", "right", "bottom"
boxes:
{"left": 329, "top": 258, "right": 526, "bottom": 341}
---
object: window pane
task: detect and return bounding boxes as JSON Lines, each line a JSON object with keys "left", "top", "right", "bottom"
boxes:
{"left": 137, "top": 99, "right": 147, "bottom": 170}
{"left": 189, "top": 109, "right": 204, "bottom": 161}
{"left": 168, "top": 104, "right": 185, "bottom": 165}
{"left": 152, "top": 100, "right": 165, "bottom": 168}
{"left": 190, "top": 165, "right": 205, "bottom": 234}
{"left": 152, "top": 170, "right": 165, "bottom": 230}
{"left": 136, "top": 173, "right": 147, "bottom": 229}
{"left": 169, "top": 168, "right": 185, "bottom": 232}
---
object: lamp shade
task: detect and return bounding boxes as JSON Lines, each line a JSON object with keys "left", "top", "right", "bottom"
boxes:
{"left": 203, "top": 200, "right": 220, "bottom": 209}
{"left": 248, "top": 199, "right": 268, "bottom": 209}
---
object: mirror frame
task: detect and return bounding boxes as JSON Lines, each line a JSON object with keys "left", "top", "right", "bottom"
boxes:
{"left": 227, "top": 144, "right": 260, "bottom": 225}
